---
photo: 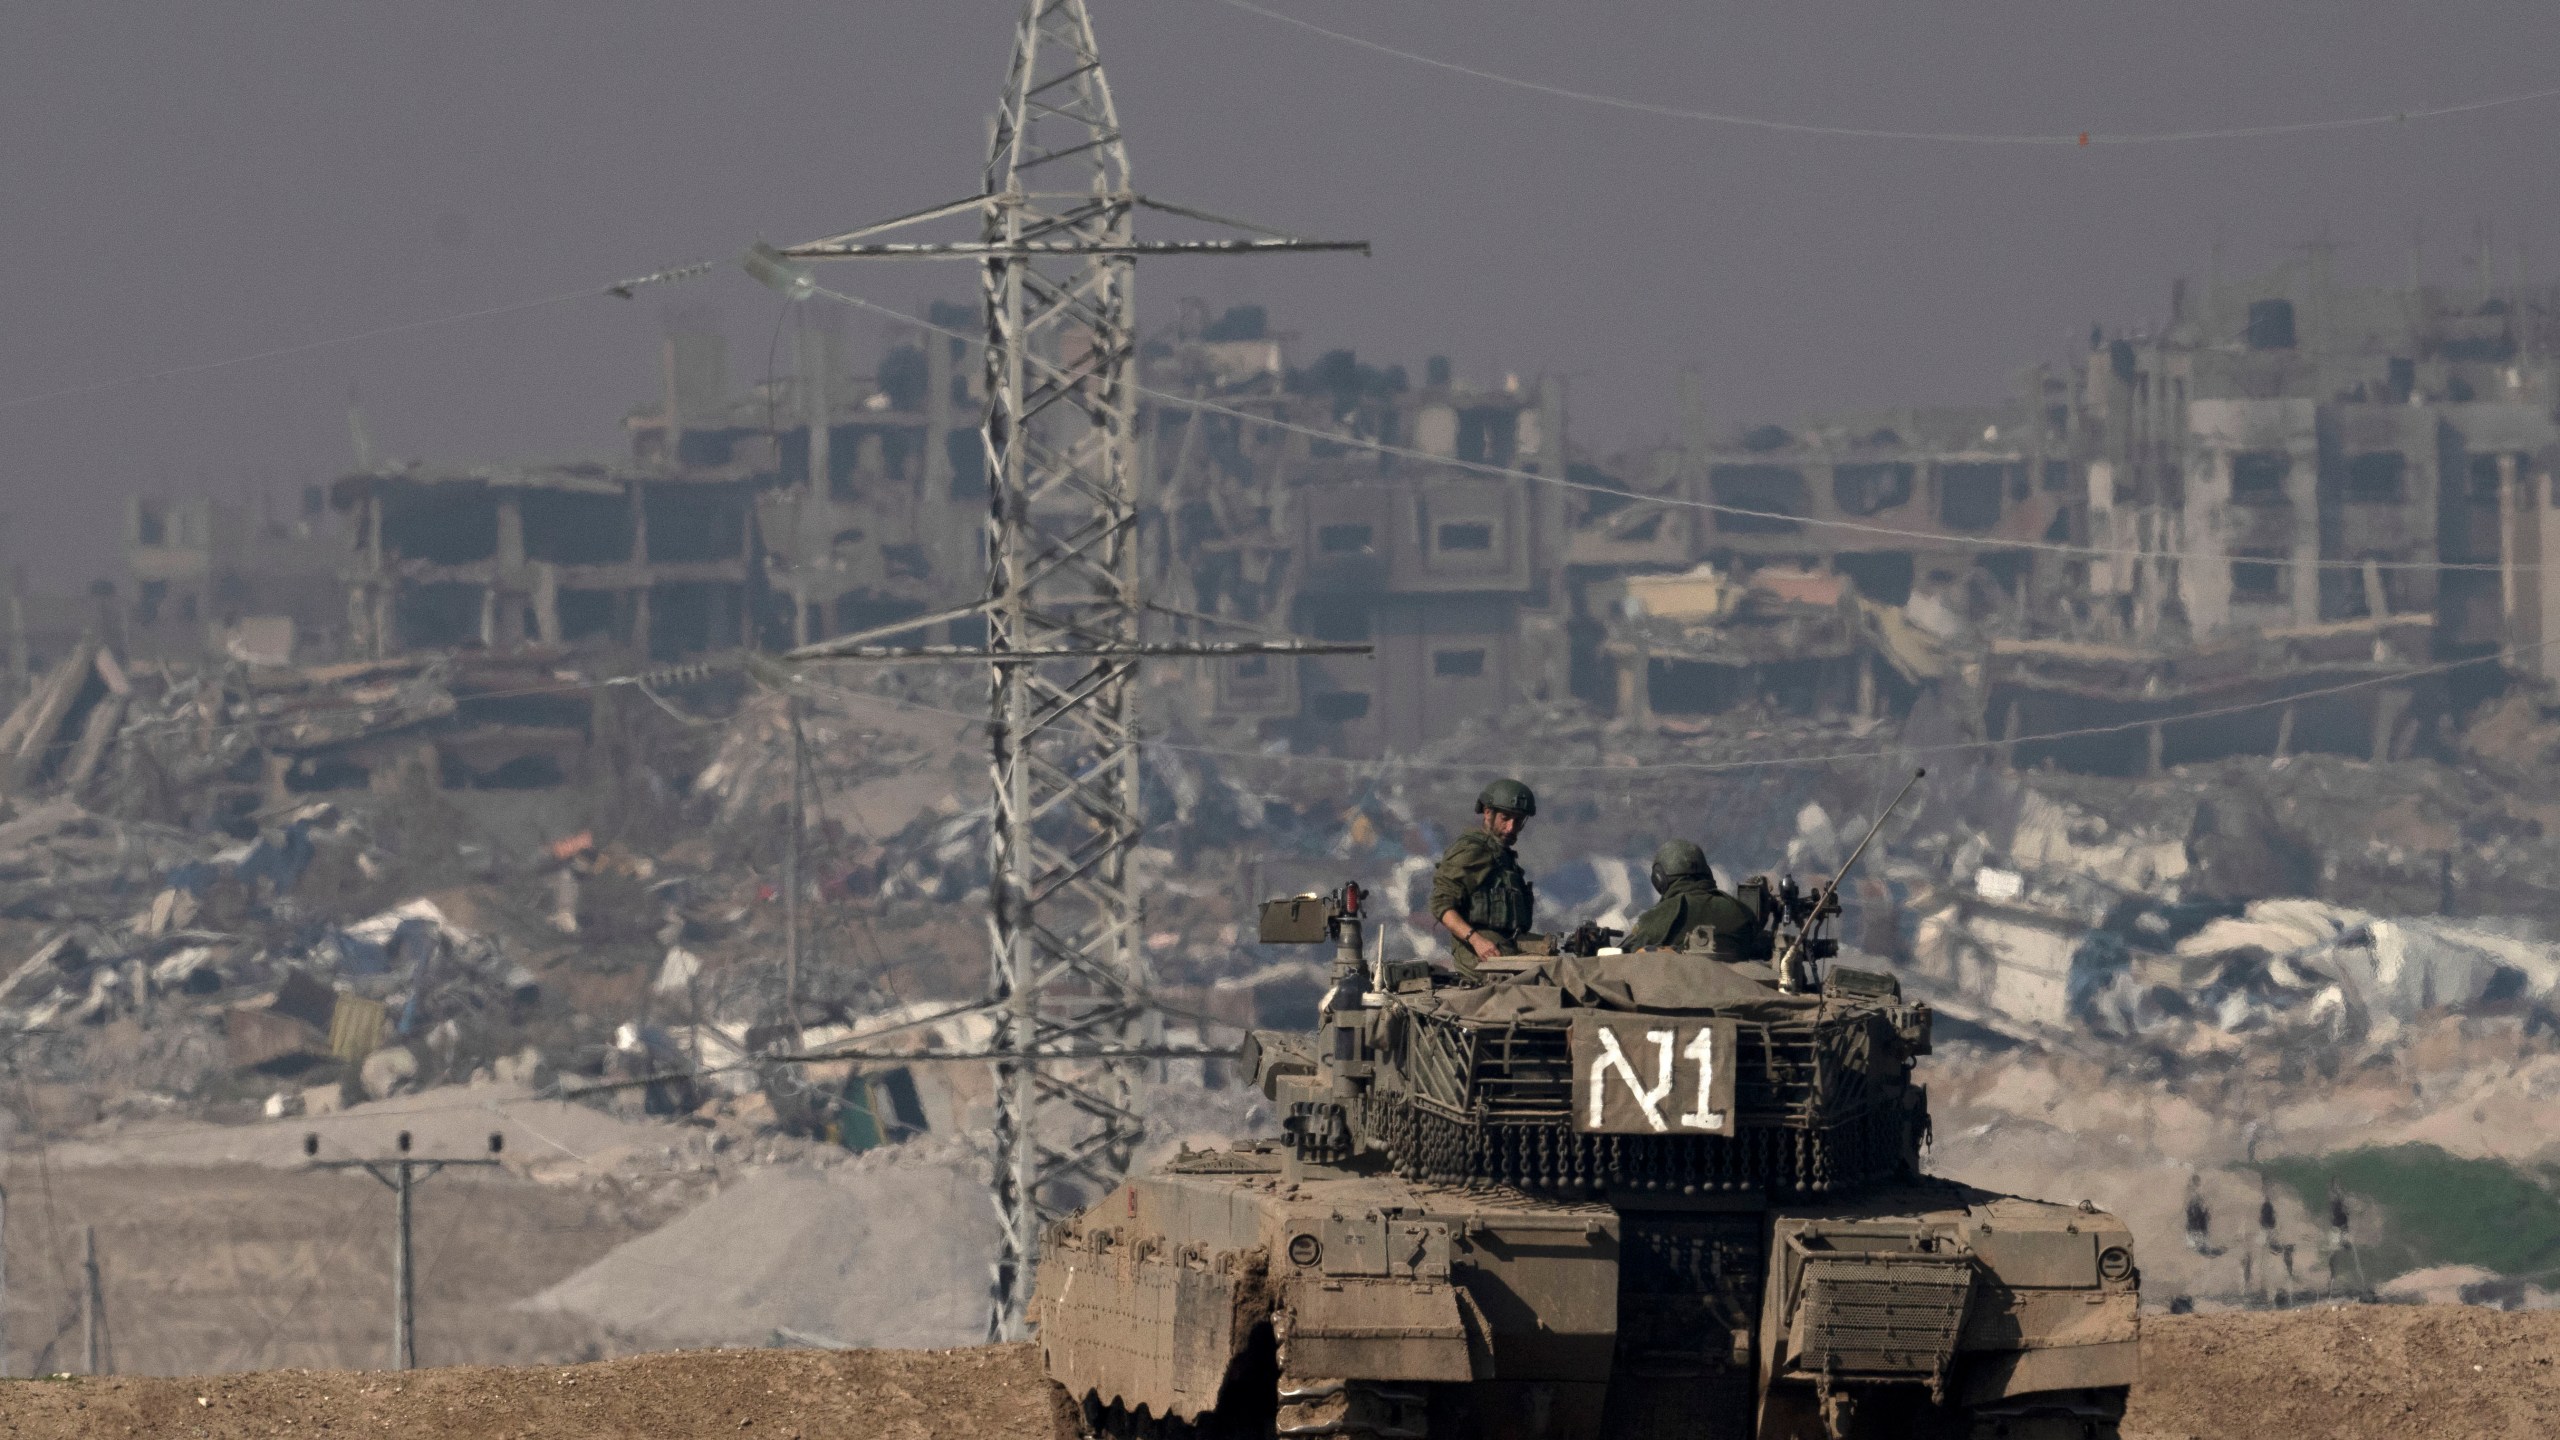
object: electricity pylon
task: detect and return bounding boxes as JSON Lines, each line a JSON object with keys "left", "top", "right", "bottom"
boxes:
{"left": 760, "top": 0, "right": 1363, "bottom": 1336}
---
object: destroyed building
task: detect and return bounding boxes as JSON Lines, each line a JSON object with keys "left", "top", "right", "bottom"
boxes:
{"left": 123, "top": 489, "right": 347, "bottom": 665}
{"left": 328, "top": 461, "right": 762, "bottom": 661}
{"left": 627, "top": 310, "right": 985, "bottom": 651}
{"left": 262, "top": 257, "right": 2560, "bottom": 774}
{"left": 1141, "top": 303, "right": 1574, "bottom": 753}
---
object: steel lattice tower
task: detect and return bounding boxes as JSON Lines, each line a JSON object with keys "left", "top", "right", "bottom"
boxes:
{"left": 976, "top": 0, "right": 1149, "bottom": 1338}
{"left": 764, "top": 0, "right": 1360, "bottom": 1336}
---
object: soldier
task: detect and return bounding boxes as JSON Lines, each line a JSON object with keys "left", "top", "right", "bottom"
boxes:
{"left": 1431, "top": 779, "right": 1538, "bottom": 978}
{"left": 1623, "top": 840, "right": 1754, "bottom": 952}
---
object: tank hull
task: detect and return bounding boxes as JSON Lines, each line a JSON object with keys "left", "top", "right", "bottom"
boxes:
{"left": 1034, "top": 1151, "right": 2137, "bottom": 1439}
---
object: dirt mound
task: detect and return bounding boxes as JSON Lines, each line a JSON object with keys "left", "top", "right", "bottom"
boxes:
{"left": 5, "top": 1304, "right": 2556, "bottom": 1439}
{"left": 522, "top": 1156, "right": 995, "bottom": 1350}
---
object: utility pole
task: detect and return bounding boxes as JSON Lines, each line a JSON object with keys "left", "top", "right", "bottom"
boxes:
{"left": 304, "top": 1130, "right": 504, "bottom": 1370}
{"left": 750, "top": 0, "right": 1364, "bottom": 1339}
{"left": 783, "top": 692, "right": 807, "bottom": 1042}
{"left": 80, "top": 1226, "right": 102, "bottom": 1376}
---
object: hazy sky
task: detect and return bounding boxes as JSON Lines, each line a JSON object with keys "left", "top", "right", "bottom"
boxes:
{"left": 5, "top": 1, "right": 2557, "bottom": 585}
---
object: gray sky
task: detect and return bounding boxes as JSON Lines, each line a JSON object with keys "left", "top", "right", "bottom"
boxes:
{"left": 5, "top": 0, "right": 2556, "bottom": 585}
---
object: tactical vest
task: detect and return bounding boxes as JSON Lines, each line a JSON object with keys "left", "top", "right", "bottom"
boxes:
{"left": 1467, "top": 850, "right": 1534, "bottom": 937}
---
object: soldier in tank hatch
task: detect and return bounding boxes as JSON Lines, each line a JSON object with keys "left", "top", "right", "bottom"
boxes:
{"left": 1623, "top": 839, "right": 1754, "bottom": 952}
{"left": 1430, "top": 778, "right": 1537, "bottom": 979}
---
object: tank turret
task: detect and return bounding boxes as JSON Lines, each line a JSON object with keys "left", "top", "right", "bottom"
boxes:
{"left": 1248, "top": 874, "right": 1935, "bottom": 1199}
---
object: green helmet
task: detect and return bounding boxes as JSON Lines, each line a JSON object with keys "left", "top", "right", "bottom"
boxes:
{"left": 1649, "top": 839, "right": 1711, "bottom": 895}
{"left": 1476, "top": 778, "right": 1537, "bottom": 818}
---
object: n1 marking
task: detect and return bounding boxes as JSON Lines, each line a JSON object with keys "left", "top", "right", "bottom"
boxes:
{"left": 1677, "top": 1026, "right": 1724, "bottom": 1131}
{"left": 1588, "top": 1026, "right": 1676, "bottom": 1133}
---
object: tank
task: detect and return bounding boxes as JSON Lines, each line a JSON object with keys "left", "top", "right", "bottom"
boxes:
{"left": 1032, "top": 874, "right": 2139, "bottom": 1439}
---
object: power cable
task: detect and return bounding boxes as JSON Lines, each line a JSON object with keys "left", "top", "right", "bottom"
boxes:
{"left": 230, "top": 1172, "right": 380, "bottom": 1371}
{"left": 0, "top": 260, "right": 709, "bottom": 413}
{"left": 1146, "top": 631, "right": 2560, "bottom": 777}
{"left": 794, "top": 629, "right": 2560, "bottom": 780}
{"left": 789, "top": 274, "right": 2533, "bottom": 576}
{"left": 1206, "top": 0, "right": 2560, "bottom": 147}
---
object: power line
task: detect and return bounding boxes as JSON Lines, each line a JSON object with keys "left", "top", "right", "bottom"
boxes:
{"left": 800, "top": 632, "right": 2559, "bottom": 781}
{"left": 792, "top": 274, "right": 2532, "bottom": 576}
{"left": 1143, "top": 632, "right": 2560, "bottom": 778}
{"left": 0, "top": 261, "right": 709, "bottom": 413}
{"left": 1206, "top": 0, "right": 2560, "bottom": 147}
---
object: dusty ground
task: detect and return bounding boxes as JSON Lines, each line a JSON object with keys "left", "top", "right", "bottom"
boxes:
{"left": 0, "top": 1345, "right": 1069, "bottom": 1440}
{"left": 0, "top": 1306, "right": 2552, "bottom": 1439}
{"left": 2125, "top": 1304, "right": 2560, "bottom": 1440}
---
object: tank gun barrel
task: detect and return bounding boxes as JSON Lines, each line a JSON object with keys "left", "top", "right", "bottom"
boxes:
{"left": 1775, "top": 768, "right": 1924, "bottom": 992}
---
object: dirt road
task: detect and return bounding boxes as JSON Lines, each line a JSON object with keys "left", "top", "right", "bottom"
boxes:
{"left": 0, "top": 1305, "right": 2551, "bottom": 1439}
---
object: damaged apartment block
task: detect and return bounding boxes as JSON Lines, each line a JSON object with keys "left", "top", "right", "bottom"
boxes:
{"left": 332, "top": 462, "right": 759, "bottom": 661}
{"left": 1142, "top": 306, "right": 1573, "bottom": 754}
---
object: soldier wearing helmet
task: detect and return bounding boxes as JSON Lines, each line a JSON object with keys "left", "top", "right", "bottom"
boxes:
{"left": 1430, "top": 779, "right": 1538, "bottom": 978}
{"left": 1623, "top": 839, "right": 1754, "bottom": 952}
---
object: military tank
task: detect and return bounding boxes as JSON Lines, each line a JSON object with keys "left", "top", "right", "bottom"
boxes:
{"left": 1033, "top": 808, "right": 2137, "bottom": 1438}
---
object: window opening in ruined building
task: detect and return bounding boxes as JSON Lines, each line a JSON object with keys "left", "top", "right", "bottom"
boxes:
{"left": 1708, "top": 465, "right": 1807, "bottom": 534}
{"left": 1310, "top": 691, "right": 1370, "bottom": 722}
{"left": 2247, "top": 299, "right": 2297, "bottom": 350}
{"left": 2042, "top": 459, "right": 2072, "bottom": 492}
{"left": 396, "top": 582, "right": 483, "bottom": 649}
{"left": 1834, "top": 552, "right": 1914, "bottom": 606}
{"left": 2007, "top": 462, "right": 2030, "bottom": 502}
{"left": 2387, "top": 357, "right": 2417, "bottom": 402}
{"left": 648, "top": 490, "right": 746, "bottom": 562}
{"left": 558, "top": 589, "right": 616, "bottom": 642}
{"left": 1937, "top": 463, "right": 2006, "bottom": 532}
{"left": 522, "top": 490, "right": 633, "bottom": 566}
{"left": 135, "top": 579, "right": 166, "bottom": 626}
{"left": 382, "top": 491, "right": 499, "bottom": 565}
{"left": 1832, "top": 462, "right": 1914, "bottom": 517}
{"left": 2231, "top": 451, "right": 2290, "bottom": 504}
{"left": 1233, "top": 656, "right": 1268, "bottom": 679}
{"left": 1456, "top": 409, "right": 1518, "bottom": 467}
{"left": 1435, "top": 522, "right": 1494, "bottom": 552}
{"left": 2346, "top": 451, "right": 2407, "bottom": 503}
{"left": 2468, "top": 454, "right": 2504, "bottom": 503}
{"left": 2230, "top": 551, "right": 2285, "bottom": 599}
{"left": 178, "top": 592, "right": 198, "bottom": 624}
{"left": 1298, "top": 597, "right": 1373, "bottom": 643}
{"left": 675, "top": 429, "right": 737, "bottom": 469}
{"left": 1318, "top": 523, "right": 1375, "bottom": 554}
{"left": 1432, "top": 648, "right": 1486, "bottom": 678}
{"left": 877, "top": 345, "right": 928, "bottom": 412}
{"left": 135, "top": 504, "right": 166, "bottom": 546}
{"left": 648, "top": 582, "right": 728, "bottom": 659}
{"left": 946, "top": 430, "right": 986, "bottom": 499}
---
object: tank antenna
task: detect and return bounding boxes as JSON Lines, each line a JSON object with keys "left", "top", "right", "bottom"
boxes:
{"left": 1776, "top": 768, "right": 1925, "bottom": 992}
